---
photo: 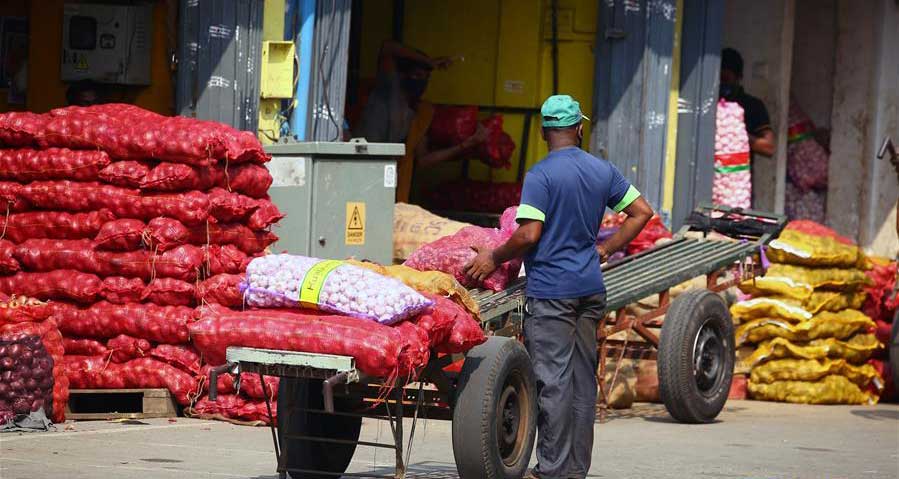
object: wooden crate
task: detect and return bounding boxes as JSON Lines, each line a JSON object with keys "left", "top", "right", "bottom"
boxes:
{"left": 66, "top": 388, "right": 178, "bottom": 420}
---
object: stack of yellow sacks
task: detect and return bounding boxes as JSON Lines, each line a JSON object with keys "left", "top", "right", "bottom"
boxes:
{"left": 732, "top": 229, "right": 884, "bottom": 405}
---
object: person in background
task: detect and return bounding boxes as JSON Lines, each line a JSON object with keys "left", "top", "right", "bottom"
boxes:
{"left": 354, "top": 41, "right": 487, "bottom": 203}
{"left": 464, "top": 95, "right": 653, "bottom": 479}
{"left": 720, "top": 48, "right": 776, "bottom": 157}
{"left": 65, "top": 80, "right": 104, "bottom": 107}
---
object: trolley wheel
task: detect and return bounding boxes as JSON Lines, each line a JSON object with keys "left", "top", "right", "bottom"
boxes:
{"left": 277, "top": 378, "right": 362, "bottom": 479}
{"left": 452, "top": 337, "right": 537, "bottom": 479}
{"left": 658, "top": 289, "right": 735, "bottom": 424}
{"left": 890, "top": 310, "right": 899, "bottom": 400}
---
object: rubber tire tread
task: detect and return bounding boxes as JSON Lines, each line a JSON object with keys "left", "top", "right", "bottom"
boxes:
{"left": 658, "top": 289, "right": 734, "bottom": 424}
{"left": 277, "top": 378, "right": 362, "bottom": 479}
{"left": 452, "top": 337, "right": 537, "bottom": 479}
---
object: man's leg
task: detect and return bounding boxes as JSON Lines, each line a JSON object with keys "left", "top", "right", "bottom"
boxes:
{"left": 567, "top": 294, "right": 605, "bottom": 478}
{"left": 523, "top": 297, "right": 578, "bottom": 479}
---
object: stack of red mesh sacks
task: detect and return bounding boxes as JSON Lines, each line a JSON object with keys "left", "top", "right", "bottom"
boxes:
{"left": 0, "top": 104, "right": 283, "bottom": 422}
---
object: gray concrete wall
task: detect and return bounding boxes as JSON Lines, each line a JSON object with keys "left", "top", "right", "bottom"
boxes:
{"left": 790, "top": 0, "right": 836, "bottom": 130}
{"left": 722, "top": 0, "right": 794, "bottom": 213}
{"left": 827, "top": 0, "right": 899, "bottom": 256}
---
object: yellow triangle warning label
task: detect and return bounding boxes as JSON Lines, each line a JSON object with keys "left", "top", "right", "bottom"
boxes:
{"left": 345, "top": 202, "right": 365, "bottom": 245}
{"left": 75, "top": 54, "right": 89, "bottom": 71}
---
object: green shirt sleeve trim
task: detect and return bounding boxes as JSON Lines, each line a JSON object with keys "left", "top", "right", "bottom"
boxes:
{"left": 612, "top": 185, "right": 641, "bottom": 213}
{"left": 516, "top": 204, "right": 546, "bottom": 222}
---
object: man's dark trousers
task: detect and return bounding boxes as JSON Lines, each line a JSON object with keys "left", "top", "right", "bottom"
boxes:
{"left": 523, "top": 294, "right": 605, "bottom": 479}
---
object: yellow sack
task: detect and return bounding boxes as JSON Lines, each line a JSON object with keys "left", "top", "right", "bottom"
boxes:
{"left": 730, "top": 297, "right": 812, "bottom": 323}
{"left": 747, "top": 374, "right": 878, "bottom": 405}
{"left": 739, "top": 276, "right": 812, "bottom": 301}
{"left": 750, "top": 358, "right": 883, "bottom": 390}
{"left": 765, "top": 264, "right": 871, "bottom": 291}
{"left": 347, "top": 261, "right": 480, "bottom": 318}
{"left": 735, "top": 309, "right": 875, "bottom": 345}
{"left": 766, "top": 229, "right": 864, "bottom": 268}
{"left": 742, "top": 334, "right": 881, "bottom": 368}
{"left": 393, "top": 203, "right": 470, "bottom": 261}
{"left": 800, "top": 291, "right": 867, "bottom": 314}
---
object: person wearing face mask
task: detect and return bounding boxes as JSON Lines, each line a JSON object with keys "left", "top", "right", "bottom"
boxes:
{"left": 465, "top": 95, "right": 653, "bottom": 479}
{"left": 354, "top": 41, "right": 488, "bottom": 203}
{"left": 720, "top": 48, "right": 776, "bottom": 157}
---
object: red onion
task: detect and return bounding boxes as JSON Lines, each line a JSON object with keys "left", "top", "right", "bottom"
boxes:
{"left": 12, "top": 397, "right": 29, "bottom": 414}
{"left": 0, "top": 357, "right": 13, "bottom": 370}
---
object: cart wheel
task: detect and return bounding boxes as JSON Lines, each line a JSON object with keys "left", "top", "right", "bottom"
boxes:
{"left": 452, "top": 337, "right": 537, "bottom": 479}
{"left": 658, "top": 289, "right": 734, "bottom": 424}
{"left": 277, "top": 378, "right": 362, "bottom": 479}
{"left": 890, "top": 310, "right": 899, "bottom": 400}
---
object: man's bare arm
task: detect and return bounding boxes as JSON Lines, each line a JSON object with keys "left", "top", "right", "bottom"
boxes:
{"left": 749, "top": 129, "right": 776, "bottom": 157}
{"left": 598, "top": 196, "right": 653, "bottom": 260}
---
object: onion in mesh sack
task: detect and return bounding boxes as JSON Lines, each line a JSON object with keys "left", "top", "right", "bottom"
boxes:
{"left": 243, "top": 254, "right": 433, "bottom": 324}
{"left": 0, "top": 148, "right": 110, "bottom": 182}
{"left": 0, "top": 319, "right": 68, "bottom": 424}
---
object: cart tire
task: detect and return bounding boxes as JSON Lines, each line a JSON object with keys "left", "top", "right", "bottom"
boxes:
{"left": 452, "top": 337, "right": 536, "bottom": 479}
{"left": 658, "top": 289, "right": 734, "bottom": 424}
{"left": 277, "top": 378, "right": 362, "bottom": 479}
{"left": 890, "top": 311, "right": 899, "bottom": 400}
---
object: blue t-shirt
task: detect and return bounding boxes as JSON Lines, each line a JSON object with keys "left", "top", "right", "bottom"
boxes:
{"left": 516, "top": 147, "right": 640, "bottom": 299}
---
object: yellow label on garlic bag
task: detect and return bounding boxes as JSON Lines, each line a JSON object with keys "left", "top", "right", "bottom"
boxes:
{"left": 299, "top": 260, "right": 342, "bottom": 308}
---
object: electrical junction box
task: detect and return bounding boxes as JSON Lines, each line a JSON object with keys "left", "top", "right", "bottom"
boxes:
{"left": 61, "top": 3, "right": 153, "bottom": 85}
{"left": 260, "top": 41, "right": 295, "bottom": 99}
{"left": 264, "top": 140, "right": 404, "bottom": 265}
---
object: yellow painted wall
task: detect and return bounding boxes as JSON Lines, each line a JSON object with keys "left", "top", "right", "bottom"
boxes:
{"left": 358, "top": 0, "right": 597, "bottom": 186}
{"left": 22, "top": 0, "right": 174, "bottom": 114}
{"left": 0, "top": 1, "right": 29, "bottom": 112}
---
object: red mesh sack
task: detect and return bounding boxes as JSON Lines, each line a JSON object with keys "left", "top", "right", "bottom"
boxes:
{"left": 626, "top": 215, "right": 673, "bottom": 255}
{"left": 16, "top": 239, "right": 204, "bottom": 282}
{"left": 404, "top": 226, "right": 522, "bottom": 291}
{"left": 864, "top": 261, "right": 898, "bottom": 323}
{"left": 0, "top": 148, "right": 110, "bottom": 182}
{"left": 197, "top": 274, "right": 244, "bottom": 307}
{"left": 204, "top": 244, "right": 249, "bottom": 276}
{"left": 190, "top": 305, "right": 429, "bottom": 378}
{"left": 498, "top": 206, "right": 519, "bottom": 239}
{"left": 0, "top": 210, "right": 114, "bottom": 244}
{"left": 0, "top": 182, "right": 24, "bottom": 209}
{"left": 200, "top": 364, "right": 236, "bottom": 396}
{"left": 106, "top": 334, "right": 152, "bottom": 363}
{"left": 223, "top": 164, "right": 273, "bottom": 198}
{"left": 100, "top": 276, "right": 146, "bottom": 304}
{"left": 247, "top": 198, "right": 284, "bottom": 231}
{"left": 22, "top": 181, "right": 210, "bottom": 225}
{"left": 142, "top": 278, "right": 196, "bottom": 307}
{"left": 0, "top": 240, "right": 19, "bottom": 274}
{"left": 190, "top": 223, "right": 277, "bottom": 254}
{"left": 63, "top": 355, "right": 199, "bottom": 406}
{"left": 428, "top": 105, "right": 478, "bottom": 147}
{"left": 150, "top": 344, "right": 201, "bottom": 375}
{"left": 0, "top": 319, "right": 68, "bottom": 424}
{"left": 427, "top": 180, "right": 522, "bottom": 214}
{"left": 475, "top": 115, "right": 515, "bottom": 169}
{"left": 93, "top": 219, "right": 147, "bottom": 251}
{"left": 140, "top": 162, "right": 225, "bottom": 193}
{"left": 784, "top": 220, "right": 854, "bottom": 245}
{"left": 189, "top": 394, "right": 275, "bottom": 425}
{"left": 98, "top": 161, "right": 152, "bottom": 188}
{"left": 53, "top": 301, "right": 197, "bottom": 344}
{"left": 62, "top": 338, "right": 108, "bottom": 356}
{"left": 0, "top": 296, "right": 53, "bottom": 324}
{"left": 428, "top": 295, "right": 486, "bottom": 354}
{"left": 208, "top": 188, "right": 259, "bottom": 223}
{"left": 223, "top": 130, "right": 269, "bottom": 164}
{"left": 413, "top": 295, "right": 458, "bottom": 349}
{"left": 0, "top": 111, "right": 46, "bottom": 147}
{"left": 144, "top": 217, "right": 190, "bottom": 252}
{"left": 0, "top": 270, "right": 102, "bottom": 304}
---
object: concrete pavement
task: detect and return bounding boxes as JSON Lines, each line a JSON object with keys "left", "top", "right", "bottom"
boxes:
{"left": 1, "top": 400, "right": 898, "bottom": 479}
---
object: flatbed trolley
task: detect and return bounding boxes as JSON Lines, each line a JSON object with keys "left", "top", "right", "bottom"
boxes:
{"left": 211, "top": 204, "right": 786, "bottom": 479}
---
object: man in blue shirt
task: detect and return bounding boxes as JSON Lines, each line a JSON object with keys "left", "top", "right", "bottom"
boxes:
{"left": 465, "top": 95, "right": 653, "bottom": 479}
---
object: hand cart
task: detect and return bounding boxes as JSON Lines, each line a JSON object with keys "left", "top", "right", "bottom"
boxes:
{"left": 211, "top": 204, "right": 785, "bottom": 479}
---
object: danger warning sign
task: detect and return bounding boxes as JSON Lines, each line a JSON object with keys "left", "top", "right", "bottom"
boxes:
{"left": 345, "top": 202, "right": 366, "bottom": 245}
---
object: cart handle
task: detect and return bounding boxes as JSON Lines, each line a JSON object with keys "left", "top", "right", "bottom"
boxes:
{"left": 323, "top": 371, "right": 350, "bottom": 413}
{"left": 208, "top": 363, "right": 236, "bottom": 401}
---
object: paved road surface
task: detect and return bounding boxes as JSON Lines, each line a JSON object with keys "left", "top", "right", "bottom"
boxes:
{"left": 2, "top": 401, "right": 898, "bottom": 478}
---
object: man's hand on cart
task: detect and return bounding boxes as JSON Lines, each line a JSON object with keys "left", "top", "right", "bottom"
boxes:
{"left": 465, "top": 245, "right": 498, "bottom": 283}
{"left": 465, "top": 220, "right": 544, "bottom": 285}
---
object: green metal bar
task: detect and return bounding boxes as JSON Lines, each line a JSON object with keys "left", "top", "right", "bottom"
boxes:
{"left": 607, "top": 242, "right": 747, "bottom": 292}
{"left": 602, "top": 239, "right": 712, "bottom": 282}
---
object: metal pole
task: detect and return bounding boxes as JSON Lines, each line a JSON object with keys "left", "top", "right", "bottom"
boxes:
{"left": 290, "top": 0, "right": 316, "bottom": 139}
{"left": 551, "top": 0, "right": 559, "bottom": 95}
